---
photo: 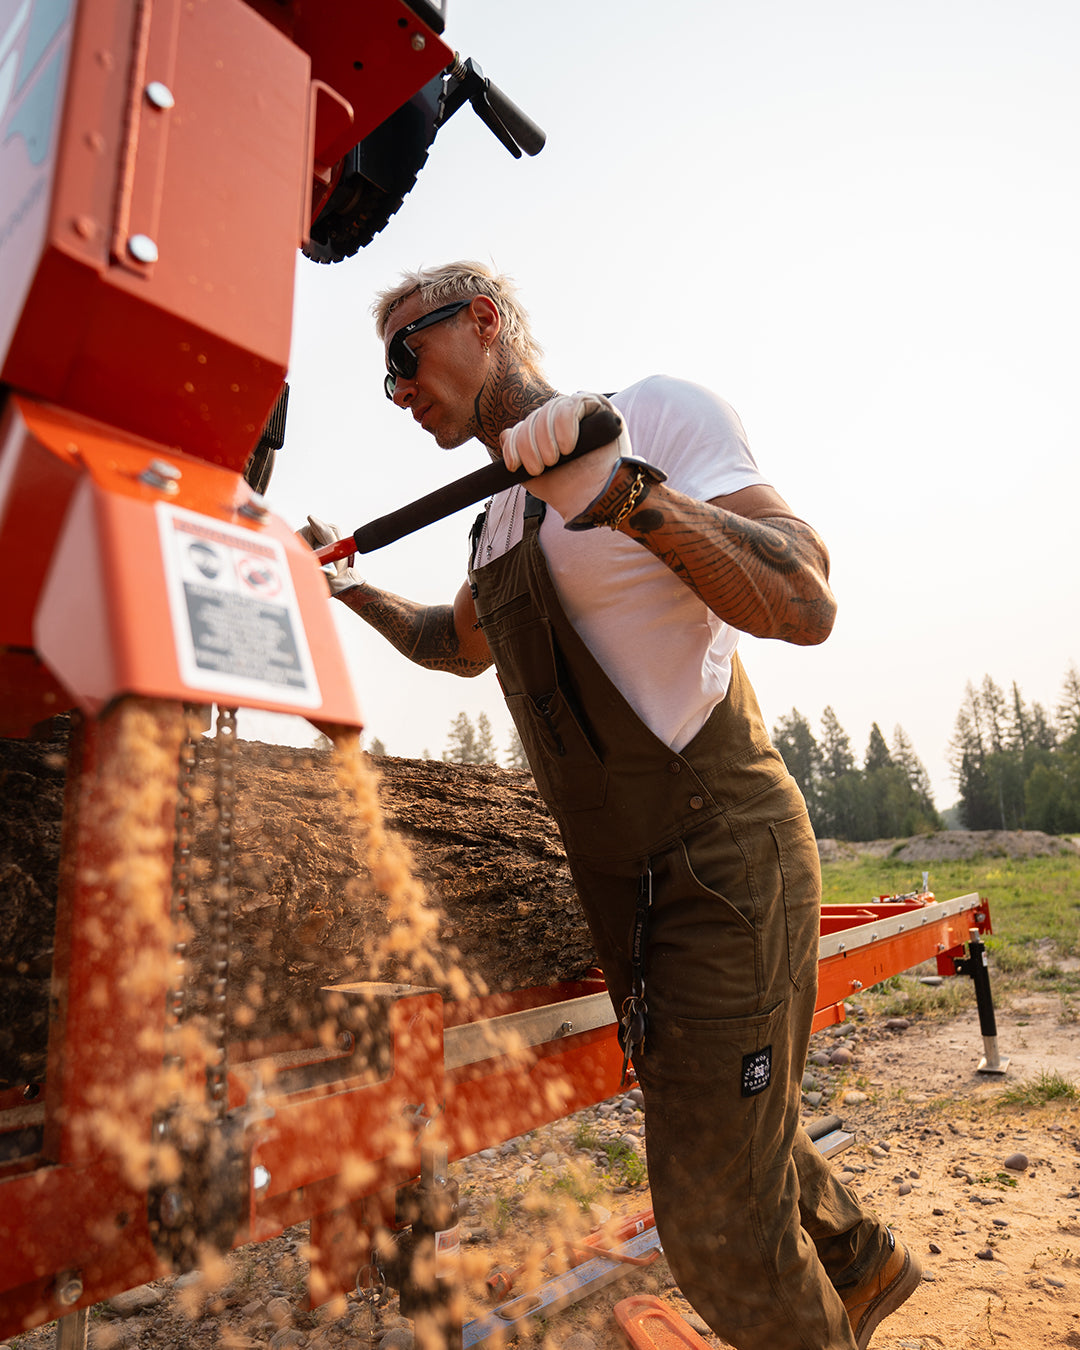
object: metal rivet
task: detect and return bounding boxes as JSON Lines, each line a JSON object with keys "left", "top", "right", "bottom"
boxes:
{"left": 239, "top": 493, "right": 269, "bottom": 521}
{"left": 56, "top": 1272, "right": 83, "bottom": 1307}
{"left": 140, "top": 459, "right": 182, "bottom": 493}
{"left": 128, "top": 233, "right": 159, "bottom": 263}
{"left": 158, "top": 1188, "right": 186, "bottom": 1229}
{"left": 689, "top": 795, "right": 703, "bottom": 810}
{"left": 145, "top": 80, "right": 175, "bottom": 109}
{"left": 410, "top": 33, "right": 426, "bottom": 51}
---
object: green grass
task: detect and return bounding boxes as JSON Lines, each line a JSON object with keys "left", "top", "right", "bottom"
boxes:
{"left": 820, "top": 853, "right": 1080, "bottom": 987}
{"left": 600, "top": 1138, "right": 648, "bottom": 1187}
{"left": 998, "top": 1069, "right": 1078, "bottom": 1106}
{"left": 858, "top": 973, "right": 975, "bottom": 1020}
{"left": 570, "top": 1121, "right": 647, "bottom": 1189}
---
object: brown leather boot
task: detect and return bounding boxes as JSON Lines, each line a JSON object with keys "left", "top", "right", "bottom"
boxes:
{"left": 840, "top": 1230, "right": 923, "bottom": 1349}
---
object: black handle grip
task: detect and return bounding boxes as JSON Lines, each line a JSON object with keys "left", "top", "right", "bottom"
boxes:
{"left": 350, "top": 407, "right": 621, "bottom": 555}
{"left": 481, "top": 80, "right": 546, "bottom": 158}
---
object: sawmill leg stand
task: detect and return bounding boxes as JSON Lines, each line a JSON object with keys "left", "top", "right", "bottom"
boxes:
{"left": 954, "top": 928, "right": 1010, "bottom": 1075}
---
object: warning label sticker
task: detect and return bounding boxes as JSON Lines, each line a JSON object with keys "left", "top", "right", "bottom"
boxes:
{"left": 157, "top": 504, "right": 321, "bottom": 708}
{"left": 435, "top": 1225, "right": 460, "bottom": 1277}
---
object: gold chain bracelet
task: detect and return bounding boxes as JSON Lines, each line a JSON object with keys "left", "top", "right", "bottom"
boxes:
{"left": 605, "top": 470, "right": 646, "bottom": 530}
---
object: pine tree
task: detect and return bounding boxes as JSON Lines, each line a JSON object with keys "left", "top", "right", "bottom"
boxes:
{"left": 891, "top": 725, "right": 934, "bottom": 805}
{"left": 888, "top": 725, "right": 941, "bottom": 834}
{"left": 957, "top": 750, "right": 997, "bottom": 828}
{"left": 1008, "top": 682, "right": 1030, "bottom": 753}
{"left": 864, "top": 723, "right": 891, "bottom": 772}
{"left": 980, "top": 675, "right": 1009, "bottom": 754}
{"left": 1027, "top": 702, "right": 1057, "bottom": 753}
{"left": 473, "top": 713, "right": 497, "bottom": 765}
{"left": 1056, "top": 663, "right": 1080, "bottom": 740}
{"left": 816, "top": 708, "right": 857, "bottom": 839}
{"left": 819, "top": 707, "right": 855, "bottom": 780}
{"left": 505, "top": 723, "right": 530, "bottom": 771}
{"left": 772, "top": 708, "right": 823, "bottom": 829}
{"left": 949, "top": 681, "right": 986, "bottom": 773}
{"left": 442, "top": 711, "right": 478, "bottom": 764}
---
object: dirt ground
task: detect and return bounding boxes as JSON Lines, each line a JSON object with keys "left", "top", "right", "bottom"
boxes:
{"left": 797, "top": 995, "right": 1080, "bottom": 1350}
{"left": 458, "top": 994, "right": 1080, "bottom": 1350}
{"left": 4, "top": 727, "right": 1079, "bottom": 1350}
{"left": 8, "top": 997, "right": 1077, "bottom": 1350}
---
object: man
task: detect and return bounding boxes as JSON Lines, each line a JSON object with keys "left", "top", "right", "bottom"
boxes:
{"left": 303, "top": 261, "right": 921, "bottom": 1350}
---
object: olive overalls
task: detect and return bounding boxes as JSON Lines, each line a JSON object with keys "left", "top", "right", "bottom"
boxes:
{"left": 469, "top": 498, "right": 888, "bottom": 1350}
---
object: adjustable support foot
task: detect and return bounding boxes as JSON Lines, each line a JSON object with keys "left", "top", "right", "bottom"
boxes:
{"left": 954, "top": 928, "right": 1010, "bottom": 1075}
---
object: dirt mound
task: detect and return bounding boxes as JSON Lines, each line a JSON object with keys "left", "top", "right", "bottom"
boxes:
{"left": 0, "top": 722, "right": 595, "bottom": 1086}
{"left": 817, "top": 829, "right": 1080, "bottom": 864}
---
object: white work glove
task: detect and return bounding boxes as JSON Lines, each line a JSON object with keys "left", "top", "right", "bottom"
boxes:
{"left": 499, "top": 392, "right": 633, "bottom": 521}
{"left": 297, "top": 515, "right": 364, "bottom": 596}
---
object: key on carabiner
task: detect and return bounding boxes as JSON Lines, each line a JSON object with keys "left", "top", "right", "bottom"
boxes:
{"left": 618, "top": 995, "right": 647, "bottom": 1087}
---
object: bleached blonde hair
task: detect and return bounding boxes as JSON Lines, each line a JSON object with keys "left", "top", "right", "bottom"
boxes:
{"left": 372, "top": 261, "right": 544, "bottom": 369}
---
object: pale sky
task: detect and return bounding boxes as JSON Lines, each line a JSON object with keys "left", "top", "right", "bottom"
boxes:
{"left": 244, "top": 0, "right": 1080, "bottom": 813}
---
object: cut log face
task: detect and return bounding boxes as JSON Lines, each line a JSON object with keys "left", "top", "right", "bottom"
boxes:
{"left": 0, "top": 720, "right": 597, "bottom": 1086}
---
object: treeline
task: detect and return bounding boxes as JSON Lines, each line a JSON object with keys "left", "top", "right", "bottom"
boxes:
{"left": 443, "top": 711, "right": 528, "bottom": 770}
{"left": 771, "top": 708, "right": 940, "bottom": 841}
{"left": 949, "top": 666, "right": 1080, "bottom": 832}
{"left": 437, "top": 665, "right": 1080, "bottom": 839}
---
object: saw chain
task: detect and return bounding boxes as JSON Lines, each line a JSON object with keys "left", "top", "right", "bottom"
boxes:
{"left": 150, "top": 704, "right": 249, "bottom": 1269}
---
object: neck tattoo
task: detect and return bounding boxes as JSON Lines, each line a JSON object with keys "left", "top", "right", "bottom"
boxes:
{"left": 475, "top": 345, "right": 557, "bottom": 451}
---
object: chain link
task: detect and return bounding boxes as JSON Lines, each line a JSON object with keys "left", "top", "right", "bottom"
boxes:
{"left": 154, "top": 704, "right": 242, "bottom": 1263}
{"left": 206, "top": 706, "right": 237, "bottom": 1118}
{"left": 165, "top": 707, "right": 200, "bottom": 1087}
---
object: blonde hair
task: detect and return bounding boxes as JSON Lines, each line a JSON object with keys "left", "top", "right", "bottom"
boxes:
{"left": 372, "top": 261, "right": 544, "bottom": 368}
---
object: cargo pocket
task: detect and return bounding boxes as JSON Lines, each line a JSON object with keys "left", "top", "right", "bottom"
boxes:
{"left": 636, "top": 997, "right": 785, "bottom": 1107}
{"left": 493, "top": 612, "right": 608, "bottom": 814}
{"left": 769, "top": 811, "right": 820, "bottom": 991}
{"left": 505, "top": 688, "right": 608, "bottom": 812}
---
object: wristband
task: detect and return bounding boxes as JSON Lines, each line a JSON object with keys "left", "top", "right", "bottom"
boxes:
{"left": 563, "top": 456, "right": 667, "bottom": 532}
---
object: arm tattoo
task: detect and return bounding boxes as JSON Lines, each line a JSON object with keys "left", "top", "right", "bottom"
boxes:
{"left": 623, "top": 490, "right": 836, "bottom": 646}
{"left": 338, "top": 586, "right": 491, "bottom": 676}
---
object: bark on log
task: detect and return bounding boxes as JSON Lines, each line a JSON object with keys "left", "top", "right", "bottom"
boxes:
{"left": 0, "top": 717, "right": 596, "bottom": 1087}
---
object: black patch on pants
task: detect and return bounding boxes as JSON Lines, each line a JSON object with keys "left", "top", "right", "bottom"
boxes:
{"left": 741, "top": 1046, "right": 772, "bottom": 1097}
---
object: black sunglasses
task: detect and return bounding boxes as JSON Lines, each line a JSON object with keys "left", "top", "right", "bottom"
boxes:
{"left": 383, "top": 300, "right": 471, "bottom": 400}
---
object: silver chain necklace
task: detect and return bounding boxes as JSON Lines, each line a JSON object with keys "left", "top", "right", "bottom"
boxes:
{"left": 480, "top": 484, "right": 523, "bottom": 560}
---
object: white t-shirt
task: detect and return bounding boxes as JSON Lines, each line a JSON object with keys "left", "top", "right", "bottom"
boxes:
{"left": 473, "top": 375, "right": 768, "bottom": 752}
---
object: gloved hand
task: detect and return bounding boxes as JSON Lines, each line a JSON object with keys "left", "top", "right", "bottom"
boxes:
{"left": 499, "top": 392, "right": 633, "bottom": 520}
{"left": 297, "top": 515, "right": 364, "bottom": 596}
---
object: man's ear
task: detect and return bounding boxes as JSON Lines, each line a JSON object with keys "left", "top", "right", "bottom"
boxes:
{"left": 469, "top": 294, "right": 501, "bottom": 346}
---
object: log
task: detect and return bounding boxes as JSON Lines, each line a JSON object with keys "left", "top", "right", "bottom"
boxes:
{"left": 0, "top": 717, "right": 596, "bottom": 1087}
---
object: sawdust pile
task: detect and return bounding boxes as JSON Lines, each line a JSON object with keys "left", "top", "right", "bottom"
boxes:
{"left": 0, "top": 717, "right": 594, "bottom": 1088}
